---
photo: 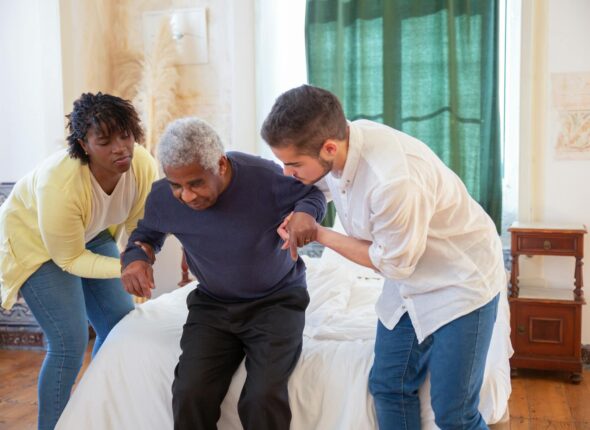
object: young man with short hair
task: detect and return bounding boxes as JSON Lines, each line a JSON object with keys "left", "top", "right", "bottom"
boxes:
{"left": 262, "top": 85, "right": 506, "bottom": 430}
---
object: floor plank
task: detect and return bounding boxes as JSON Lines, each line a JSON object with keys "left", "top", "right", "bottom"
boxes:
{"left": 565, "top": 373, "right": 590, "bottom": 423}
{"left": 511, "top": 416, "right": 531, "bottom": 430}
{"left": 511, "top": 376, "right": 531, "bottom": 419}
{"left": 528, "top": 420, "right": 577, "bottom": 430}
{"left": 527, "top": 377, "right": 573, "bottom": 422}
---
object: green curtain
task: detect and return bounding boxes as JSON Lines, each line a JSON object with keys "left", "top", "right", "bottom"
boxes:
{"left": 321, "top": 201, "right": 338, "bottom": 227}
{"left": 306, "top": 0, "right": 502, "bottom": 232}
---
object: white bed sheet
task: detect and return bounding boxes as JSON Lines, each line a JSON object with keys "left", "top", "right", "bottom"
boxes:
{"left": 57, "top": 255, "right": 512, "bottom": 430}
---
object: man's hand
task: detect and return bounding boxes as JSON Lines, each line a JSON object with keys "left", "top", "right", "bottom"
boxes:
{"left": 121, "top": 260, "right": 155, "bottom": 299}
{"left": 282, "top": 212, "right": 319, "bottom": 260}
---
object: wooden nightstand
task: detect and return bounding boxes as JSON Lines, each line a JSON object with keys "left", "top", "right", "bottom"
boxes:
{"left": 508, "top": 222, "right": 587, "bottom": 383}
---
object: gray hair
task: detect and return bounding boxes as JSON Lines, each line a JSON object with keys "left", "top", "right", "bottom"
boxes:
{"left": 157, "top": 117, "right": 225, "bottom": 172}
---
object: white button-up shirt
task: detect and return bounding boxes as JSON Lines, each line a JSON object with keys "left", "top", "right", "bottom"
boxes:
{"left": 322, "top": 120, "right": 505, "bottom": 343}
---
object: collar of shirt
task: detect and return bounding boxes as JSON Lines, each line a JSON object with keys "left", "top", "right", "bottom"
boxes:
{"left": 334, "top": 121, "right": 363, "bottom": 191}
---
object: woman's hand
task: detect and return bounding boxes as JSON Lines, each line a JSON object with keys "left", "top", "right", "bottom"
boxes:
{"left": 121, "top": 260, "right": 155, "bottom": 299}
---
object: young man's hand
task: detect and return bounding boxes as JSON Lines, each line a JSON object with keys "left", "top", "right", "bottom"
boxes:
{"left": 277, "top": 212, "right": 319, "bottom": 260}
{"left": 122, "top": 260, "right": 155, "bottom": 299}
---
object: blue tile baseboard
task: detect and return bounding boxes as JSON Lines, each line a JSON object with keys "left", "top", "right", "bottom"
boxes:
{"left": 0, "top": 294, "right": 46, "bottom": 350}
{"left": 0, "top": 327, "right": 45, "bottom": 350}
{"left": 0, "top": 182, "right": 15, "bottom": 206}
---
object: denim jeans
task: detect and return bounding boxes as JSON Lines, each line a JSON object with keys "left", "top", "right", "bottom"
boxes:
{"left": 368, "top": 294, "right": 499, "bottom": 430}
{"left": 20, "top": 230, "right": 134, "bottom": 430}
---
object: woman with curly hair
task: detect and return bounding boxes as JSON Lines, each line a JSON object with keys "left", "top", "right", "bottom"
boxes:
{"left": 0, "top": 92, "right": 157, "bottom": 430}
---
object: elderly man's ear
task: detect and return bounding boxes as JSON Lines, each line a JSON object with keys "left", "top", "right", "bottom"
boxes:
{"left": 218, "top": 156, "right": 229, "bottom": 175}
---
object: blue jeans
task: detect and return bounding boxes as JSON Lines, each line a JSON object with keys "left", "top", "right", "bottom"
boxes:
{"left": 368, "top": 294, "right": 499, "bottom": 430}
{"left": 20, "top": 230, "right": 134, "bottom": 430}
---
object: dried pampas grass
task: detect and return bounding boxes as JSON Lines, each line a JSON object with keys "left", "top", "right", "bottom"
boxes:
{"left": 110, "top": 3, "right": 143, "bottom": 101}
{"left": 111, "top": 51, "right": 143, "bottom": 100}
{"left": 134, "top": 19, "right": 179, "bottom": 156}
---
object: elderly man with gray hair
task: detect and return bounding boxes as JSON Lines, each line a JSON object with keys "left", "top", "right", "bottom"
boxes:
{"left": 120, "top": 117, "right": 326, "bottom": 430}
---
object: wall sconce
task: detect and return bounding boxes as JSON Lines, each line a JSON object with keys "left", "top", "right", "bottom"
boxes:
{"left": 142, "top": 7, "right": 209, "bottom": 65}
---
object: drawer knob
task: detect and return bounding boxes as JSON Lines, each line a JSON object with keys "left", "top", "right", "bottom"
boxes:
{"left": 517, "top": 325, "right": 526, "bottom": 335}
{"left": 543, "top": 240, "right": 551, "bottom": 250}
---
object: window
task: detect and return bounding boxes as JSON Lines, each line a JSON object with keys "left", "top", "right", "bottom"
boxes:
{"left": 499, "top": 0, "right": 521, "bottom": 245}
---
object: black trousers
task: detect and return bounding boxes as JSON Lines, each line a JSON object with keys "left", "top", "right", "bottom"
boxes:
{"left": 172, "top": 286, "right": 309, "bottom": 430}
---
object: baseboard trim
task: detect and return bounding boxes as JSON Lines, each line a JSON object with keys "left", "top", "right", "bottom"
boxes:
{"left": 0, "top": 328, "right": 45, "bottom": 350}
{"left": 583, "top": 344, "right": 590, "bottom": 366}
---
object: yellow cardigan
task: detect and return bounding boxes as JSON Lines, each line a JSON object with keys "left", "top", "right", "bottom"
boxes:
{"left": 0, "top": 144, "right": 158, "bottom": 309}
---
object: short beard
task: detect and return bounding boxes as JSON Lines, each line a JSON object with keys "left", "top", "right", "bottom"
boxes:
{"left": 304, "top": 155, "right": 333, "bottom": 184}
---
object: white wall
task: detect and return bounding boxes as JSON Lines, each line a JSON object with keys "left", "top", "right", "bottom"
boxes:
{"left": 255, "top": 0, "right": 307, "bottom": 159}
{"left": 518, "top": 0, "right": 590, "bottom": 343}
{"left": 0, "top": 0, "right": 64, "bottom": 181}
{"left": 230, "top": 0, "right": 257, "bottom": 154}
{"left": 544, "top": 0, "right": 590, "bottom": 343}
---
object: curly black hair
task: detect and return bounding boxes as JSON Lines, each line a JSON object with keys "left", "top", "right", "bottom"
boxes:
{"left": 65, "top": 92, "right": 144, "bottom": 163}
{"left": 261, "top": 85, "right": 347, "bottom": 156}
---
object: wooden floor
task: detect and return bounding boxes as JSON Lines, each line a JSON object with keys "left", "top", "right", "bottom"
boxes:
{"left": 0, "top": 342, "right": 92, "bottom": 430}
{"left": 510, "top": 369, "right": 590, "bottom": 429}
{"left": 0, "top": 345, "right": 588, "bottom": 429}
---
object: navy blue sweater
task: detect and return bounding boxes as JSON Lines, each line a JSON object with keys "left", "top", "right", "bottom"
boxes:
{"left": 122, "top": 152, "right": 326, "bottom": 301}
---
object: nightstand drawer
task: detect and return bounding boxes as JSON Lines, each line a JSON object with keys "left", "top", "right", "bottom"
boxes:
{"left": 511, "top": 301, "right": 578, "bottom": 357}
{"left": 517, "top": 236, "right": 577, "bottom": 254}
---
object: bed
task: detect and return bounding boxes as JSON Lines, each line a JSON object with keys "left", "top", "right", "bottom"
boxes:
{"left": 56, "top": 247, "right": 513, "bottom": 430}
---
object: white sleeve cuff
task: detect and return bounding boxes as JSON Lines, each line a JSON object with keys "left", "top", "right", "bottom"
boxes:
{"left": 369, "top": 242, "right": 416, "bottom": 280}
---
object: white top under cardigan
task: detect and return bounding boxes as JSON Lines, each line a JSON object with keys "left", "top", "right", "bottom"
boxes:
{"left": 321, "top": 120, "right": 505, "bottom": 343}
{"left": 85, "top": 169, "right": 136, "bottom": 243}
